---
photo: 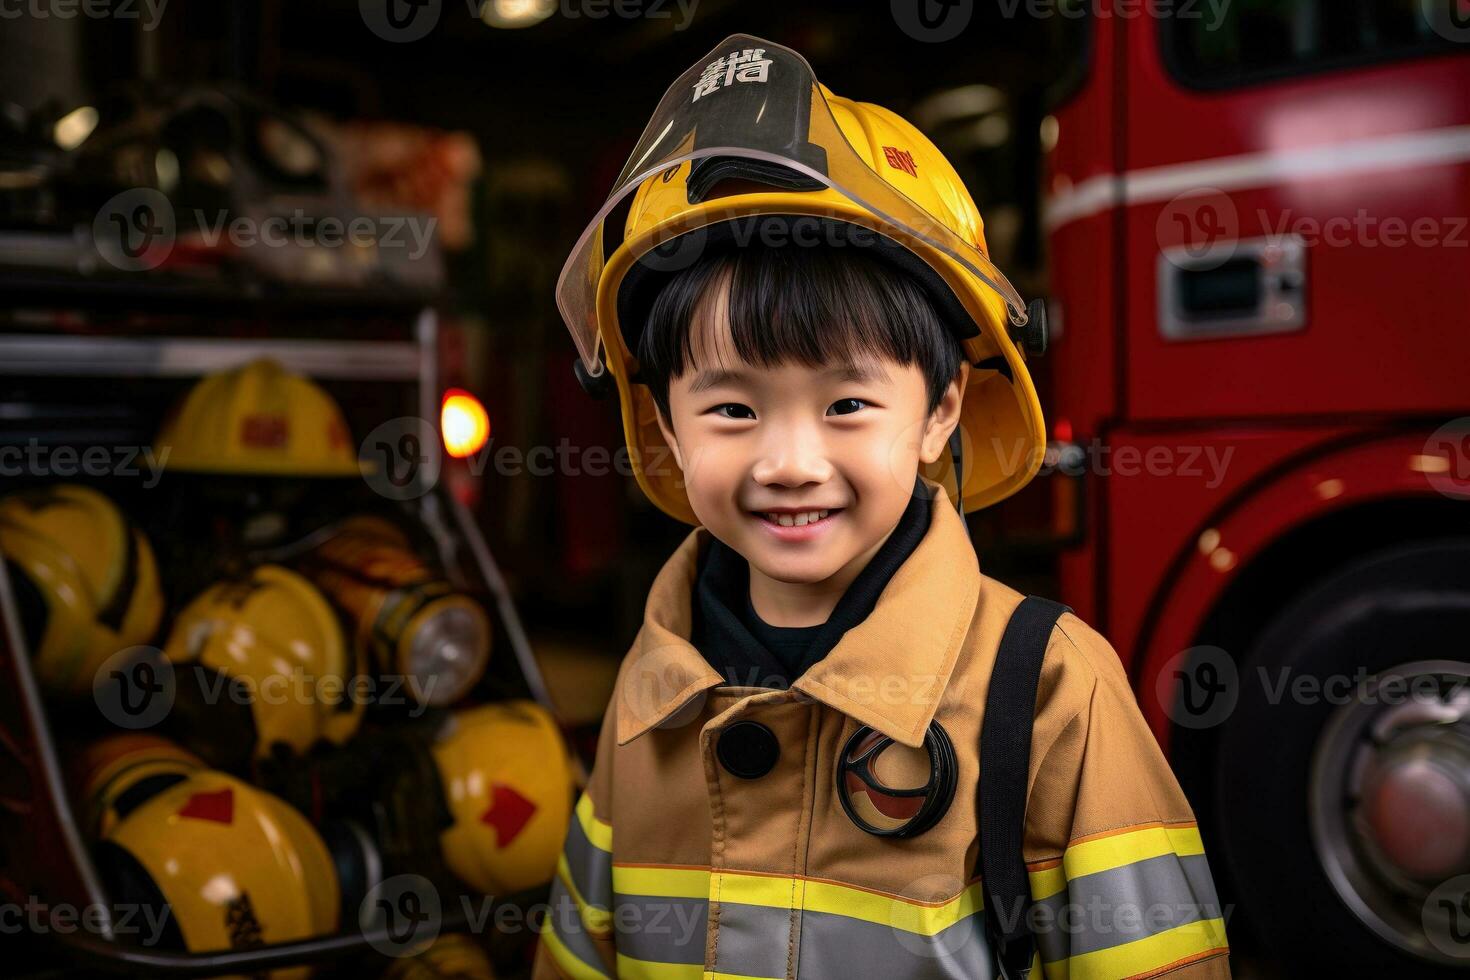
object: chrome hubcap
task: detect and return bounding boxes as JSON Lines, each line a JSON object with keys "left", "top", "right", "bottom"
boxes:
{"left": 1309, "top": 660, "right": 1470, "bottom": 965}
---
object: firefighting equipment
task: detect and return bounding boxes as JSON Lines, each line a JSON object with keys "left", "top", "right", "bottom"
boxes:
{"left": 304, "top": 516, "right": 489, "bottom": 707}
{"left": 71, "top": 733, "right": 204, "bottom": 840}
{"left": 433, "top": 701, "right": 572, "bottom": 895}
{"left": 0, "top": 484, "right": 164, "bottom": 694}
{"left": 533, "top": 478, "right": 1231, "bottom": 980}
{"left": 154, "top": 358, "right": 361, "bottom": 476}
{"left": 255, "top": 723, "right": 452, "bottom": 921}
{"left": 162, "top": 564, "right": 364, "bottom": 767}
{"left": 94, "top": 768, "right": 338, "bottom": 977}
{"left": 381, "top": 933, "right": 495, "bottom": 980}
{"left": 556, "top": 34, "right": 1047, "bottom": 524}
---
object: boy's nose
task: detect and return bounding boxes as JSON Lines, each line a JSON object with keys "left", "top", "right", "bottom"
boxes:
{"left": 751, "top": 425, "right": 833, "bottom": 488}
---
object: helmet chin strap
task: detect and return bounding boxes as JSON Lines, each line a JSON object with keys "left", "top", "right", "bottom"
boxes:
{"left": 947, "top": 427, "right": 965, "bottom": 515}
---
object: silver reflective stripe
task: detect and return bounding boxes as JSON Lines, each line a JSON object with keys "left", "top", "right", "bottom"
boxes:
{"left": 711, "top": 901, "right": 792, "bottom": 979}
{"left": 796, "top": 907, "right": 995, "bottom": 980}
{"left": 563, "top": 810, "right": 614, "bottom": 911}
{"left": 612, "top": 893, "right": 709, "bottom": 966}
{"left": 548, "top": 876, "right": 609, "bottom": 974}
{"left": 695, "top": 901, "right": 996, "bottom": 980}
{"left": 1033, "top": 852, "right": 1222, "bottom": 962}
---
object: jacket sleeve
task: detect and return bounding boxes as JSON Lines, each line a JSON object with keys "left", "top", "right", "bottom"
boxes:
{"left": 1023, "top": 616, "right": 1232, "bottom": 980}
{"left": 533, "top": 692, "right": 618, "bottom": 979}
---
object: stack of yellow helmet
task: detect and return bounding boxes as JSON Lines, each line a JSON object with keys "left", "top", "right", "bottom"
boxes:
{"left": 432, "top": 701, "right": 572, "bottom": 896}
{"left": 0, "top": 484, "right": 164, "bottom": 694}
{"left": 381, "top": 934, "right": 495, "bottom": 980}
{"left": 72, "top": 732, "right": 206, "bottom": 839}
{"left": 154, "top": 358, "right": 361, "bottom": 477}
{"left": 74, "top": 734, "right": 339, "bottom": 979}
{"left": 162, "top": 564, "right": 365, "bottom": 769}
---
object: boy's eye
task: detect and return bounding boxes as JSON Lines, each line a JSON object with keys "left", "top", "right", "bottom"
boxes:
{"left": 826, "top": 398, "right": 867, "bottom": 417}
{"left": 712, "top": 403, "right": 756, "bottom": 420}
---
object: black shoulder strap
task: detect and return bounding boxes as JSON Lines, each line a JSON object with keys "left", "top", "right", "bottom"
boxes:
{"left": 980, "top": 595, "right": 1071, "bottom": 980}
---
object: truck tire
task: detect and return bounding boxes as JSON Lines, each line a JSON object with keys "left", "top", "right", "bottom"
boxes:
{"left": 1214, "top": 539, "right": 1470, "bottom": 977}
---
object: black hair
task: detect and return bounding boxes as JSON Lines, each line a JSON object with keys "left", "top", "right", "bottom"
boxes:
{"left": 635, "top": 243, "right": 964, "bottom": 419}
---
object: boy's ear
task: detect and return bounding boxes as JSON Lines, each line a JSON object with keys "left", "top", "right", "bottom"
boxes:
{"left": 653, "top": 402, "right": 685, "bottom": 471}
{"left": 918, "top": 361, "right": 970, "bottom": 466}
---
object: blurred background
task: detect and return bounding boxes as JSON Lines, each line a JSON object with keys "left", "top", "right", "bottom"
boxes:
{"left": 1, "top": 1, "right": 1468, "bottom": 977}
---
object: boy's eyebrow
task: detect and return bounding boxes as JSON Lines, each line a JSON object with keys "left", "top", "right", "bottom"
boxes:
{"left": 687, "top": 368, "right": 751, "bottom": 393}
{"left": 827, "top": 361, "right": 887, "bottom": 383}
{"left": 687, "top": 362, "right": 887, "bottom": 392}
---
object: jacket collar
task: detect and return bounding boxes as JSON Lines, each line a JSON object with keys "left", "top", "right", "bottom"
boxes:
{"left": 615, "top": 478, "right": 981, "bottom": 748}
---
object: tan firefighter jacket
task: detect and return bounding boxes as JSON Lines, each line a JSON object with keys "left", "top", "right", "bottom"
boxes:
{"left": 534, "top": 481, "right": 1232, "bottom": 979}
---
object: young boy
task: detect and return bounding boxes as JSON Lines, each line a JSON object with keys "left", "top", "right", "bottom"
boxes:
{"left": 536, "top": 36, "right": 1231, "bottom": 980}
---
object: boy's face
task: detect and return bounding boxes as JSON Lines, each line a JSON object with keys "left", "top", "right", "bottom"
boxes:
{"left": 654, "top": 280, "right": 968, "bottom": 590}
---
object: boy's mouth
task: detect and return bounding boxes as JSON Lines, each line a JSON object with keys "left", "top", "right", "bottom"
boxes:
{"left": 749, "top": 507, "right": 844, "bottom": 541}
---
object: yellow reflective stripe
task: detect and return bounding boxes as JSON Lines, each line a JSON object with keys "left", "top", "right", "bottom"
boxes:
{"left": 801, "top": 877, "right": 984, "bottom": 935}
{"left": 711, "top": 869, "right": 803, "bottom": 910}
{"left": 1061, "top": 916, "right": 1229, "bottom": 980}
{"left": 621, "top": 864, "right": 984, "bottom": 937}
{"left": 705, "top": 972, "right": 784, "bottom": 980}
{"left": 1028, "top": 861, "right": 1068, "bottom": 902}
{"left": 543, "top": 918, "right": 611, "bottom": 980}
{"left": 558, "top": 854, "right": 613, "bottom": 936}
{"left": 613, "top": 863, "right": 712, "bottom": 900}
{"left": 576, "top": 791, "right": 613, "bottom": 852}
{"left": 1061, "top": 823, "right": 1204, "bottom": 882}
{"left": 613, "top": 951, "right": 704, "bottom": 979}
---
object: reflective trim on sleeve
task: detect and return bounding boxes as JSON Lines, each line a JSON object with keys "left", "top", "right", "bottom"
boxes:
{"left": 576, "top": 791, "right": 614, "bottom": 852}
{"left": 613, "top": 952, "right": 706, "bottom": 979}
{"left": 545, "top": 876, "right": 613, "bottom": 979}
{"left": 1025, "top": 821, "right": 1229, "bottom": 979}
{"left": 1059, "top": 918, "right": 1229, "bottom": 980}
{"left": 557, "top": 792, "right": 615, "bottom": 936}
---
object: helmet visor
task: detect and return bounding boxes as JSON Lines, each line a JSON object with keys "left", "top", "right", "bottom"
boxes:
{"left": 556, "top": 33, "right": 1030, "bottom": 373}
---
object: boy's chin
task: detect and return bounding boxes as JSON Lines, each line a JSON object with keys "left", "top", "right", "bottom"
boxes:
{"left": 744, "top": 550, "right": 850, "bottom": 586}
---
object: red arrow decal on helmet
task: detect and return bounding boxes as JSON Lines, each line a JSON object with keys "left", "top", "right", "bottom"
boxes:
{"left": 178, "top": 787, "right": 234, "bottom": 824}
{"left": 479, "top": 784, "right": 535, "bottom": 846}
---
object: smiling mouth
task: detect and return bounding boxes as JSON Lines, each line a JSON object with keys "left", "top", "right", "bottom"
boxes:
{"left": 753, "top": 508, "right": 843, "bottom": 528}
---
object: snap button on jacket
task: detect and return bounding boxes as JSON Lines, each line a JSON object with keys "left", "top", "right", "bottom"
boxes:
{"left": 535, "top": 485, "right": 1232, "bottom": 979}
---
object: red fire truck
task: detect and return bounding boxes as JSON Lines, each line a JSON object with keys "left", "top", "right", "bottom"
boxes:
{"left": 1042, "top": 4, "right": 1470, "bottom": 975}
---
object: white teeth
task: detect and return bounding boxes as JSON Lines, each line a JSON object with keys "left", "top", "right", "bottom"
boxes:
{"left": 764, "top": 509, "right": 832, "bottom": 527}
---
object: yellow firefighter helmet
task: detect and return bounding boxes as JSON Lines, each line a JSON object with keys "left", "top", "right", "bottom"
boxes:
{"left": 71, "top": 733, "right": 205, "bottom": 840}
{"left": 432, "top": 701, "right": 573, "bottom": 895}
{"left": 163, "top": 564, "right": 364, "bottom": 767}
{"left": 154, "top": 358, "right": 360, "bottom": 476}
{"left": 94, "top": 769, "right": 339, "bottom": 979}
{"left": 0, "top": 484, "right": 164, "bottom": 694}
{"left": 557, "top": 35, "right": 1047, "bottom": 522}
{"left": 381, "top": 934, "right": 496, "bottom": 980}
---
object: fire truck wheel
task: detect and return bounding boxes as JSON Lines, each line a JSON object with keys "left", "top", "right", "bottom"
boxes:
{"left": 1215, "top": 539, "right": 1470, "bottom": 978}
